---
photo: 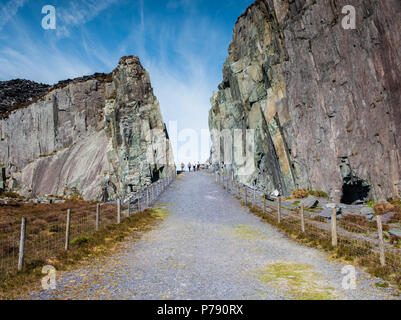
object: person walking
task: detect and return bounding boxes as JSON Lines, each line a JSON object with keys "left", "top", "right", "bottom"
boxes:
{"left": 181, "top": 162, "right": 185, "bottom": 171}
{"left": 188, "top": 162, "right": 192, "bottom": 172}
{"left": 197, "top": 161, "right": 200, "bottom": 171}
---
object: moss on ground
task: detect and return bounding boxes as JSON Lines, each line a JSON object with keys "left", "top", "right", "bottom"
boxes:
{"left": 234, "top": 225, "right": 264, "bottom": 240}
{"left": 255, "top": 261, "right": 335, "bottom": 300}
{"left": 152, "top": 207, "right": 170, "bottom": 219}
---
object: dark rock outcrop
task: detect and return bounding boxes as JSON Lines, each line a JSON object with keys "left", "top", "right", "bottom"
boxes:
{"left": 209, "top": 0, "right": 401, "bottom": 202}
{"left": 0, "top": 79, "right": 50, "bottom": 117}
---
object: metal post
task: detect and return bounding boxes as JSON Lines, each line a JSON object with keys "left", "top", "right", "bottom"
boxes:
{"left": 18, "top": 217, "right": 26, "bottom": 271}
{"left": 65, "top": 209, "right": 71, "bottom": 251}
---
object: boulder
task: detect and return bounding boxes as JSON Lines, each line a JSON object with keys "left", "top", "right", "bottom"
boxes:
{"left": 389, "top": 228, "right": 401, "bottom": 238}
{"left": 381, "top": 211, "right": 396, "bottom": 223}
{"left": 301, "top": 196, "right": 319, "bottom": 209}
{"left": 360, "top": 207, "right": 375, "bottom": 221}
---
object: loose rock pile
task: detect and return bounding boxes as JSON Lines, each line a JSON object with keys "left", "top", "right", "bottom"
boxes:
{"left": 0, "top": 79, "right": 50, "bottom": 115}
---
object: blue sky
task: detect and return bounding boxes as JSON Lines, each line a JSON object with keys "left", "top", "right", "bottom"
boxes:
{"left": 0, "top": 0, "right": 254, "bottom": 163}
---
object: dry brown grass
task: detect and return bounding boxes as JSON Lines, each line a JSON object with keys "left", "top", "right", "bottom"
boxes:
{"left": 0, "top": 207, "right": 161, "bottom": 299}
{"left": 0, "top": 200, "right": 115, "bottom": 234}
{"left": 374, "top": 203, "right": 401, "bottom": 216}
{"left": 339, "top": 214, "right": 389, "bottom": 234}
{"left": 292, "top": 189, "right": 309, "bottom": 199}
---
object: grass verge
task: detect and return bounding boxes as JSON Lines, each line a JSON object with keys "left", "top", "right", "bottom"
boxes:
{"left": 243, "top": 203, "right": 401, "bottom": 291}
{"left": 0, "top": 208, "right": 163, "bottom": 299}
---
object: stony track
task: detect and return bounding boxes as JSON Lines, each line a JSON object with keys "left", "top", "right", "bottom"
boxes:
{"left": 30, "top": 172, "right": 399, "bottom": 300}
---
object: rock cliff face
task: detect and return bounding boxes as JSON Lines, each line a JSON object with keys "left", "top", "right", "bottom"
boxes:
{"left": 209, "top": 0, "right": 401, "bottom": 203}
{"left": 0, "top": 56, "right": 175, "bottom": 200}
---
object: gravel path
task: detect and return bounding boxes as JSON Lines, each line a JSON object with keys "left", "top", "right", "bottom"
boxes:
{"left": 30, "top": 172, "right": 399, "bottom": 300}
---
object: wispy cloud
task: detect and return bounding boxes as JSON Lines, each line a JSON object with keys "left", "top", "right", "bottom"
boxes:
{"left": 0, "top": 0, "right": 27, "bottom": 32}
{"left": 59, "top": 0, "right": 118, "bottom": 26}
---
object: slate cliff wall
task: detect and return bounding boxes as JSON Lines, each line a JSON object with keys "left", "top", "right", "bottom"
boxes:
{"left": 209, "top": 0, "right": 401, "bottom": 203}
{"left": 0, "top": 56, "right": 175, "bottom": 200}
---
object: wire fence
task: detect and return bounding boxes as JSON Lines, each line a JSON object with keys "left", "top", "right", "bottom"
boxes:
{"left": 0, "top": 172, "right": 177, "bottom": 278}
{"left": 215, "top": 169, "right": 401, "bottom": 285}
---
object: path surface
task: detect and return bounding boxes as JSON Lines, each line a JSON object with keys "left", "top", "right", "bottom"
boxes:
{"left": 31, "top": 172, "right": 399, "bottom": 300}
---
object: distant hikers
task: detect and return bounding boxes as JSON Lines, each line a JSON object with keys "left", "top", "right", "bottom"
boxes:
{"left": 181, "top": 162, "right": 185, "bottom": 171}
{"left": 188, "top": 162, "right": 192, "bottom": 172}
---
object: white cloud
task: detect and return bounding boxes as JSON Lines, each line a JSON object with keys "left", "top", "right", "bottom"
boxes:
{"left": 59, "top": 0, "right": 118, "bottom": 26}
{"left": 0, "top": 0, "right": 27, "bottom": 32}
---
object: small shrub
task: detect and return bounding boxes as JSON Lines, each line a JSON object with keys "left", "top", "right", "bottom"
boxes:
{"left": 71, "top": 236, "right": 92, "bottom": 247}
{"left": 49, "top": 225, "right": 64, "bottom": 233}
{"left": 292, "top": 189, "right": 309, "bottom": 199}
{"left": 309, "top": 190, "right": 329, "bottom": 199}
{"left": 374, "top": 203, "right": 399, "bottom": 215}
{"left": 367, "top": 200, "right": 375, "bottom": 208}
{"left": 0, "top": 191, "right": 24, "bottom": 200}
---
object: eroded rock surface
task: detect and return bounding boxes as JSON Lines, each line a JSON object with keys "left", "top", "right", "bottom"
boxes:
{"left": 209, "top": 0, "right": 401, "bottom": 202}
{"left": 0, "top": 56, "right": 175, "bottom": 200}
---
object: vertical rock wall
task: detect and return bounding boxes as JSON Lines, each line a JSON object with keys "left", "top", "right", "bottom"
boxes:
{"left": 209, "top": 0, "right": 401, "bottom": 202}
{"left": 0, "top": 56, "right": 175, "bottom": 200}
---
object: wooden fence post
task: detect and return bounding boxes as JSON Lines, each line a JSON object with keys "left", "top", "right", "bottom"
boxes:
{"left": 96, "top": 204, "right": 100, "bottom": 231}
{"left": 376, "top": 215, "right": 386, "bottom": 266}
{"left": 263, "top": 194, "right": 266, "bottom": 214}
{"left": 300, "top": 204, "right": 305, "bottom": 233}
{"left": 331, "top": 208, "right": 338, "bottom": 247}
{"left": 245, "top": 187, "right": 248, "bottom": 205}
{"left": 147, "top": 187, "right": 150, "bottom": 206}
{"left": 65, "top": 209, "right": 71, "bottom": 251}
{"left": 253, "top": 189, "right": 256, "bottom": 206}
{"left": 18, "top": 217, "right": 26, "bottom": 271}
{"left": 215, "top": 171, "right": 218, "bottom": 183}
{"left": 277, "top": 197, "right": 281, "bottom": 224}
{"left": 117, "top": 199, "right": 121, "bottom": 224}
